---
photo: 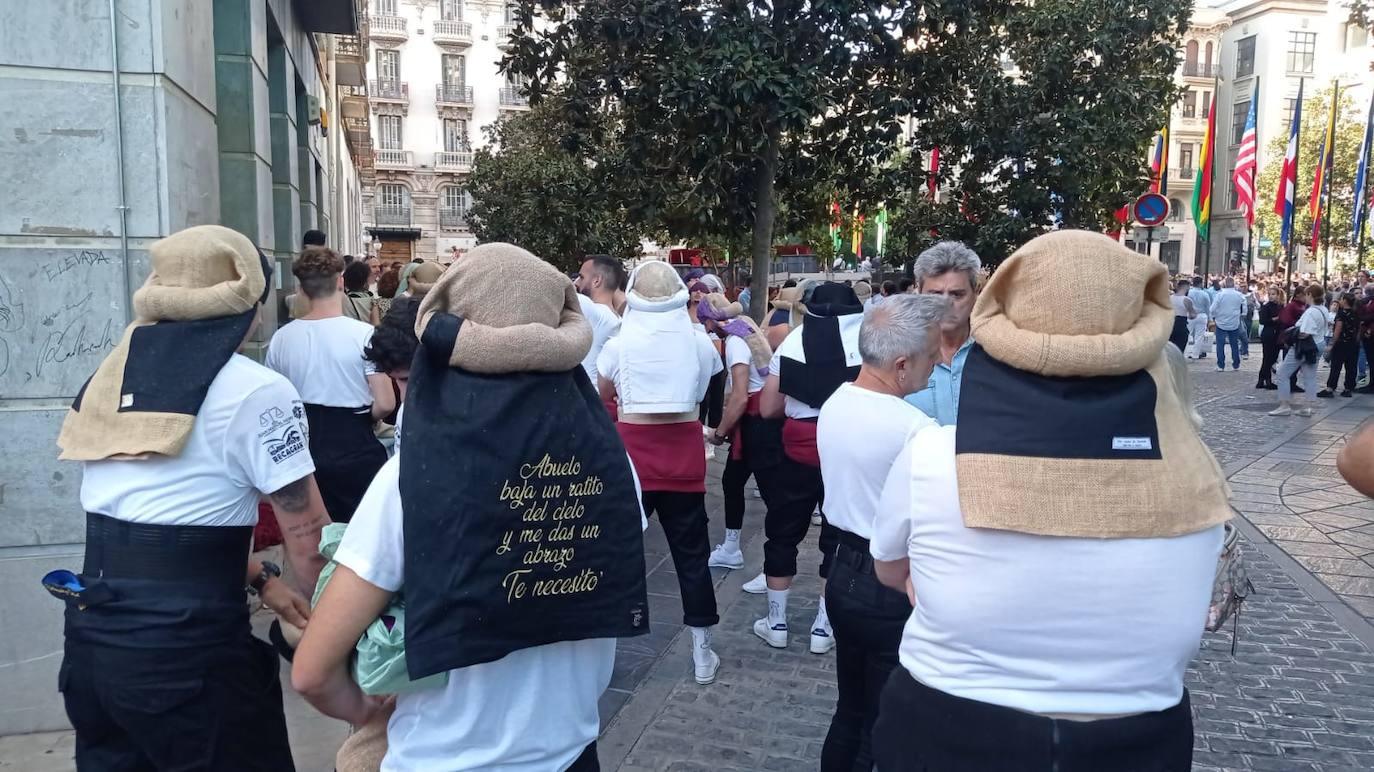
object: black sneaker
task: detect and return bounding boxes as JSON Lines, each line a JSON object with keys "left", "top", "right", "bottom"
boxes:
{"left": 1294, "top": 386, "right": 1306, "bottom": 394}
{"left": 1265, "top": 383, "right": 1279, "bottom": 390}
{"left": 1342, "top": 390, "right": 1354, "bottom": 398}
{"left": 1318, "top": 390, "right": 1335, "bottom": 398}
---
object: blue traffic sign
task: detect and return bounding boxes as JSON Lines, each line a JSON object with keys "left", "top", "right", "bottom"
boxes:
{"left": 1134, "top": 193, "right": 1170, "bottom": 226}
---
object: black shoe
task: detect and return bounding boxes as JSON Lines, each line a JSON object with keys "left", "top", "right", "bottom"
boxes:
{"left": 1256, "top": 382, "right": 1268, "bottom": 389}
{"left": 1294, "top": 386, "right": 1306, "bottom": 394}
{"left": 1342, "top": 390, "right": 1354, "bottom": 398}
{"left": 1358, "top": 386, "right": 1374, "bottom": 394}
{"left": 1265, "top": 384, "right": 1279, "bottom": 390}
{"left": 1318, "top": 390, "right": 1335, "bottom": 398}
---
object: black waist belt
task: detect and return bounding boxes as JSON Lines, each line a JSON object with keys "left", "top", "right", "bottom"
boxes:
{"left": 835, "top": 528, "right": 874, "bottom": 573}
{"left": 83, "top": 512, "right": 250, "bottom": 590}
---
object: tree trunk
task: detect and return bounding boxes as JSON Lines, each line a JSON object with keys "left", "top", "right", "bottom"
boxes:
{"left": 748, "top": 130, "right": 781, "bottom": 322}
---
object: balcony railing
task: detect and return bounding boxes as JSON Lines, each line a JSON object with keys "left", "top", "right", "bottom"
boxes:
{"left": 375, "top": 205, "right": 413, "bottom": 226}
{"left": 439, "top": 207, "right": 469, "bottom": 230}
{"left": 1175, "top": 167, "right": 1196, "bottom": 181}
{"left": 433, "top": 19, "right": 472, "bottom": 44}
{"left": 1181, "top": 105, "right": 1197, "bottom": 119}
{"left": 499, "top": 87, "right": 529, "bottom": 107}
{"left": 496, "top": 24, "right": 516, "bottom": 47}
{"left": 436, "top": 83, "right": 474, "bottom": 105}
{"left": 371, "top": 79, "right": 409, "bottom": 102}
{"left": 375, "top": 149, "right": 414, "bottom": 168}
{"left": 370, "top": 14, "right": 408, "bottom": 39}
{"left": 1182, "top": 62, "right": 1220, "bottom": 78}
{"left": 435, "top": 151, "right": 474, "bottom": 171}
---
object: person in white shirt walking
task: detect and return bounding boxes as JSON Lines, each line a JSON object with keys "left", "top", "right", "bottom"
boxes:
{"left": 1210, "top": 278, "right": 1247, "bottom": 372}
{"left": 1271, "top": 284, "right": 1330, "bottom": 417}
{"left": 1186, "top": 276, "right": 1212, "bottom": 359}
{"left": 816, "top": 294, "right": 948, "bottom": 772}
{"left": 267, "top": 247, "right": 395, "bottom": 522}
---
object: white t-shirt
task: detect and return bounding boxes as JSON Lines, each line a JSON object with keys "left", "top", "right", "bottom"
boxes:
{"left": 595, "top": 330, "right": 723, "bottom": 407}
{"left": 1298, "top": 305, "right": 1329, "bottom": 338}
{"left": 724, "top": 335, "right": 767, "bottom": 394}
{"left": 870, "top": 425, "right": 1223, "bottom": 716}
{"left": 768, "top": 315, "right": 864, "bottom": 419}
{"left": 578, "top": 294, "right": 621, "bottom": 382}
{"left": 334, "top": 456, "right": 645, "bottom": 772}
{"left": 817, "top": 383, "right": 934, "bottom": 539}
{"left": 80, "top": 355, "right": 315, "bottom": 527}
{"left": 266, "top": 315, "right": 378, "bottom": 407}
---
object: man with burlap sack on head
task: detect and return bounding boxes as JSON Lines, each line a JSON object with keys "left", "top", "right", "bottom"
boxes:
{"left": 50, "top": 225, "right": 332, "bottom": 771}
{"left": 292, "top": 243, "right": 650, "bottom": 772}
{"left": 867, "top": 230, "right": 1229, "bottom": 772}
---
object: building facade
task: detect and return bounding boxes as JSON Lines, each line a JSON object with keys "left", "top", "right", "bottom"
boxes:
{"left": 361, "top": 0, "right": 529, "bottom": 264}
{"left": 1139, "top": 0, "right": 1373, "bottom": 277}
{"left": 0, "top": 0, "right": 366, "bottom": 735}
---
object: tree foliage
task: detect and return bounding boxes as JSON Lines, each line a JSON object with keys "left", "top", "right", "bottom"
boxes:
{"left": 884, "top": 0, "right": 1190, "bottom": 266}
{"left": 466, "top": 93, "right": 643, "bottom": 272}
{"left": 1255, "top": 85, "right": 1365, "bottom": 266}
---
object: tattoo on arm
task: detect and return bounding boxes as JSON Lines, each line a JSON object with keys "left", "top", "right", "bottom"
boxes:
{"left": 269, "top": 477, "right": 312, "bottom": 513}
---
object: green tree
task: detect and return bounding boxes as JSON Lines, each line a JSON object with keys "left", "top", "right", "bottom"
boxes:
{"left": 505, "top": 0, "right": 1003, "bottom": 318}
{"left": 1255, "top": 84, "right": 1364, "bottom": 271}
{"left": 466, "top": 94, "right": 644, "bottom": 272}
{"left": 885, "top": 0, "right": 1190, "bottom": 266}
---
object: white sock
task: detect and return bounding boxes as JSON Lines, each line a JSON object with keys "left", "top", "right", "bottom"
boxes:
{"left": 767, "top": 588, "right": 789, "bottom": 627}
{"left": 691, "top": 626, "right": 713, "bottom": 652}
{"left": 724, "top": 529, "right": 741, "bottom": 547}
{"left": 813, "top": 596, "right": 830, "bottom": 631}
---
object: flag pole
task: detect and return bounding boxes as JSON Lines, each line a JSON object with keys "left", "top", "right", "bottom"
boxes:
{"left": 1206, "top": 68, "right": 1222, "bottom": 281}
{"left": 1286, "top": 78, "right": 1304, "bottom": 293}
{"left": 1247, "top": 76, "right": 1260, "bottom": 287}
{"left": 1323, "top": 81, "right": 1341, "bottom": 288}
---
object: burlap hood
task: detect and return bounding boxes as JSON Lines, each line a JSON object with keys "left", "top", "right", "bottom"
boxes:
{"left": 955, "top": 230, "right": 1230, "bottom": 538}
{"left": 698, "top": 292, "right": 772, "bottom": 372}
{"left": 58, "top": 225, "right": 269, "bottom": 461}
{"left": 414, "top": 243, "right": 590, "bottom": 373}
{"left": 407, "top": 262, "right": 445, "bottom": 297}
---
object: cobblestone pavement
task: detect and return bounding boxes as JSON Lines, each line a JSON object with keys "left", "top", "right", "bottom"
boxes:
{"left": 600, "top": 352, "right": 1374, "bottom": 772}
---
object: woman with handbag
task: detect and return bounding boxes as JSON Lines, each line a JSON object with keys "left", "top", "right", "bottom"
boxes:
{"left": 1256, "top": 287, "right": 1285, "bottom": 390}
{"left": 1270, "top": 284, "right": 1329, "bottom": 417}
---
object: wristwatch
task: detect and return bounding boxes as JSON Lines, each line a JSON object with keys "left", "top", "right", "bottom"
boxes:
{"left": 247, "top": 561, "right": 282, "bottom": 596}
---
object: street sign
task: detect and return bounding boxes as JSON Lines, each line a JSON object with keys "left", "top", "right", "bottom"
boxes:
{"left": 1132, "top": 226, "right": 1170, "bottom": 242}
{"left": 1134, "top": 193, "right": 1170, "bottom": 226}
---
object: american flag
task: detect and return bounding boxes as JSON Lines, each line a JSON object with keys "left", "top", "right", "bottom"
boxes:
{"left": 1232, "top": 81, "right": 1259, "bottom": 228}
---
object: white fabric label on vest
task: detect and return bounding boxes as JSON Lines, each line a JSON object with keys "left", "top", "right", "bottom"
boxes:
{"left": 120, "top": 393, "right": 134, "bottom": 408}
{"left": 1112, "top": 437, "right": 1153, "bottom": 451}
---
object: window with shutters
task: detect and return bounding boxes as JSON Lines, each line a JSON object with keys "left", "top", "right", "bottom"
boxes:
{"left": 376, "top": 49, "right": 400, "bottom": 83}
{"left": 1235, "top": 36, "right": 1256, "bottom": 78}
{"left": 378, "top": 183, "right": 409, "bottom": 208}
{"left": 442, "top": 54, "right": 466, "bottom": 87}
{"left": 1287, "top": 31, "right": 1316, "bottom": 74}
{"left": 444, "top": 118, "right": 469, "bottom": 152}
{"left": 378, "top": 115, "right": 402, "bottom": 150}
{"left": 441, "top": 0, "right": 463, "bottom": 21}
{"left": 1232, "top": 101, "right": 1249, "bottom": 145}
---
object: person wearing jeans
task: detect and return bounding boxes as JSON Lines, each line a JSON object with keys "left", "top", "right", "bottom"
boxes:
{"left": 815, "top": 295, "right": 945, "bottom": 772}
{"left": 1210, "top": 278, "right": 1246, "bottom": 372}
{"left": 1271, "top": 285, "right": 1329, "bottom": 417}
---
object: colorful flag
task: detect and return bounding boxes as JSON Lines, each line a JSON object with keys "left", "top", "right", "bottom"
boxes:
{"left": 828, "top": 201, "right": 842, "bottom": 255}
{"left": 1192, "top": 101, "right": 1216, "bottom": 240}
{"left": 1354, "top": 90, "right": 1374, "bottom": 243}
{"left": 1310, "top": 83, "right": 1340, "bottom": 253}
{"left": 874, "top": 204, "right": 888, "bottom": 255}
{"left": 1150, "top": 128, "right": 1170, "bottom": 195}
{"left": 851, "top": 205, "right": 863, "bottom": 261}
{"left": 1275, "top": 79, "right": 1305, "bottom": 247}
{"left": 1232, "top": 80, "right": 1260, "bottom": 228}
{"left": 928, "top": 148, "right": 940, "bottom": 200}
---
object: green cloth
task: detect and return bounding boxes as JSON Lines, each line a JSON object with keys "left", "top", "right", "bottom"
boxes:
{"left": 314, "top": 523, "right": 448, "bottom": 695}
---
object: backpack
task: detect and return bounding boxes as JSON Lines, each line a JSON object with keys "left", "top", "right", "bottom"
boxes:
{"left": 1206, "top": 521, "right": 1254, "bottom": 654}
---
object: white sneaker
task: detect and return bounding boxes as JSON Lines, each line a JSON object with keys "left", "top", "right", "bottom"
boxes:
{"left": 708, "top": 544, "right": 744, "bottom": 569}
{"left": 1296, "top": 406, "right": 1313, "bottom": 417}
{"left": 811, "top": 510, "right": 823, "bottom": 526}
{"left": 750, "top": 488, "right": 763, "bottom": 499}
{"left": 742, "top": 572, "right": 767, "bottom": 594}
{"left": 753, "top": 617, "right": 788, "bottom": 648}
{"left": 810, "top": 624, "right": 835, "bottom": 654}
{"left": 693, "top": 647, "right": 721, "bottom": 685}
{"left": 1268, "top": 405, "right": 1292, "bottom": 416}
{"left": 705, "top": 442, "right": 715, "bottom": 461}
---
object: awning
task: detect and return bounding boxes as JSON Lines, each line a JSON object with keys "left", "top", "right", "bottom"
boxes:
{"left": 367, "top": 226, "right": 421, "bottom": 241}
{"left": 296, "top": 0, "right": 358, "bottom": 34}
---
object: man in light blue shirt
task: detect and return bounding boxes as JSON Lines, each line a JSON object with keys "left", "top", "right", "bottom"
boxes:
{"left": 1186, "top": 277, "right": 1212, "bottom": 359}
{"left": 1210, "top": 278, "right": 1246, "bottom": 372}
{"left": 903, "top": 242, "right": 981, "bottom": 425}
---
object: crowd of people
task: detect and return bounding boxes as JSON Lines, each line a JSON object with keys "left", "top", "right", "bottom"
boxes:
{"left": 51, "top": 224, "right": 1288, "bottom": 771}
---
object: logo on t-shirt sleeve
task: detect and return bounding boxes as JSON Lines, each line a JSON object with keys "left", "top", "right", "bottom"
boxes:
{"left": 259, "top": 403, "right": 307, "bottom": 463}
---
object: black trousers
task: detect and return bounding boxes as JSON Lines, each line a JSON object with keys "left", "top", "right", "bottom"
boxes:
{"left": 1328, "top": 342, "right": 1360, "bottom": 391}
{"left": 642, "top": 491, "right": 720, "bottom": 627}
{"left": 821, "top": 539, "right": 912, "bottom": 772}
{"left": 61, "top": 634, "right": 294, "bottom": 771}
{"left": 698, "top": 370, "right": 726, "bottom": 428}
{"left": 1258, "top": 332, "right": 1280, "bottom": 386}
{"left": 722, "top": 454, "right": 752, "bottom": 530}
{"left": 1168, "top": 316, "right": 1188, "bottom": 353}
{"left": 305, "top": 404, "right": 387, "bottom": 523}
{"left": 872, "top": 669, "right": 1193, "bottom": 772}
{"left": 567, "top": 742, "right": 599, "bottom": 771}
{"left": 757, "top": 455, "right": 833, "bottom": 578}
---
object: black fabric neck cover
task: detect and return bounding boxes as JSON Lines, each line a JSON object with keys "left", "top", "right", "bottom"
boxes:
{"left": 401, "top": 312, "right": 650, "bottom": 677}
{"left": 954, "top": 345, "right": 1162, "bottom": 460}
{"left": 74, "top": 250, "right": 272, "bottom": 417}
{"left": 779, "top": 313, "right": 861, "bottom": 409}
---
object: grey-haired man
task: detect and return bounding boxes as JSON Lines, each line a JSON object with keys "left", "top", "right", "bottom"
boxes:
{"left": 903, "top": 241, "right": 981, "bottom": 425}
